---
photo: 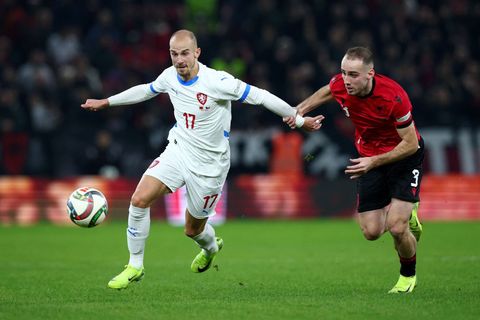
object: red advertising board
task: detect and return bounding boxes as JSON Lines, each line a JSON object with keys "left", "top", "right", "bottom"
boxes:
{"left": 419, "top": 175, "right": 480, "bottom": 220}
{"left": 0, "top": 175, "right": 479, "bottom": 225}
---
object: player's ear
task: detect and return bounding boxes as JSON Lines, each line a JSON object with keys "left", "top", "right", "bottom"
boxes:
{"left": 368, "top": 68, "right": 375, "bottom": 79}
{"left": 195, "top": 47, "right": 201, "bottom": 59}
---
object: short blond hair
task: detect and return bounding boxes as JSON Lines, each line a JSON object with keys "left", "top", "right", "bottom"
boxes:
{"left": 345, "top": 47, "right": 374, "bottom": 66}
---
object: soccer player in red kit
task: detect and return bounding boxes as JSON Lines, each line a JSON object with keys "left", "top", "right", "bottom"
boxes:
{"left": 284, "top": 47, "right": 423, "bottom": 293}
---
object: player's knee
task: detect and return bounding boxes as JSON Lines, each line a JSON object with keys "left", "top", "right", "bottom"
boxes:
{"left": 387, "top": 220, "right": 409, "bottom": 238}
{"left": 361, "top": 227, "right": 383, "bottom": 241}
{"left": 130, "top": 194, "right": 150, "bottom": 209}
{"left": 363, "top": 231, "right": 381, "bottom": 241}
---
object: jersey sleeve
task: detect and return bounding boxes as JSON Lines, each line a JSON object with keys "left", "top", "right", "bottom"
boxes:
{"left": 392, "top": 89, "right": 414, "bottom": 128}
{"left": 149, "top": 70, "right": 169, "bottom": 94}
{"left": 328, "top": 74, "right": 344, "bottom": 97}
{"left": 212, "top": 71, "right": 251, "bottom": 102}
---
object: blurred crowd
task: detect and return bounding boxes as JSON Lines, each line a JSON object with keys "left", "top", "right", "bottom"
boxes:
{"left": 1, "top": 0, "right": 479, "bottom": 177}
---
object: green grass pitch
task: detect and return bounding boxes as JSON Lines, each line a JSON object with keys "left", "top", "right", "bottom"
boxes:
{"left": 1, "top": 220, "right": 479, "bottom": 320}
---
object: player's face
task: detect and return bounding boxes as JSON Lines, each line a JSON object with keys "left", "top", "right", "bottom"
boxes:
{"left": 340, "top": 57, "right": 374, "bottom": 96}
{"left": 169, "top": 37, "right": 201, "bottom": 80}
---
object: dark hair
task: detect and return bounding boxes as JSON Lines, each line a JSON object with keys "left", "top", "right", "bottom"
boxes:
{"left": 345, "top": 47, "right": 374, "bottom": 66}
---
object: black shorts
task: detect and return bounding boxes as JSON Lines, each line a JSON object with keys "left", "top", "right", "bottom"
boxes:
{"left": 357, "top": 138, "right": 425, "bottom": 213}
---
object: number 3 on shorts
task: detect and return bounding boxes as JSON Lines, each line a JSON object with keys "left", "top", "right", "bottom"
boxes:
{"left": 411, "top": 169, "right": 420, "bottom": 187}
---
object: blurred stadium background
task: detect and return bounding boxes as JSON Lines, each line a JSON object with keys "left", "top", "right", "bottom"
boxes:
{"left": 2, "top": 2, "right": 480, "bottom": 320}
{"left": 1, "top": 0, "right": 480, "bottom": 224}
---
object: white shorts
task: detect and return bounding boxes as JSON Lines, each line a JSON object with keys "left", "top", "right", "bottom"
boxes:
{"left": 144, "top": 141, "right": 229, "bottom": 219}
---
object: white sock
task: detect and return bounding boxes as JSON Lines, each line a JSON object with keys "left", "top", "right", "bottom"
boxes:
{"left": 127, "top": 204, "right": 150, "bottom": 269}
{"left": 192, "top": 223, "right": 218, "bottom": 257}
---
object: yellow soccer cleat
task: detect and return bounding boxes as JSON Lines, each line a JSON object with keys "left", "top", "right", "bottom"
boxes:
{"left": 107, "top": 265, "right": 144, "bottom": 289}
{"left": 409, "top": 202, "right": 423, "bottom": 242}
{"left": 191, "top": 237, "right": 223, "bottom": 273}
{"left": 388, "top": 275, "right": 417, "bottom": 293}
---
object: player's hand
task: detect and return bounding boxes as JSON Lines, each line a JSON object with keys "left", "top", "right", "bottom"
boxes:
{"left": 283, "top": 106, "right": 308, "bottom": 129}
{"left": 283, "top": 115, "right": 296, "bottom": 129}
{"left": 301, "top": 115, "right": 325, "bottom": 132}
{"left": 283, "top": 115, "right": 325, "bottom": 131}
{"left": 81, "top": 99, "right": 109, "bottom": 111}
{"left": 345, "top": 157, "right": 375, "bottom": 179}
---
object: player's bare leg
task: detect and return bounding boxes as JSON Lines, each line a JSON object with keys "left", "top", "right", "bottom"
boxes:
{"left": 184, "top": 209, "right": 209, "bottom": 238}
{"left": 388, "top": 199, "right": 416, "bottom": 257}
{"left": 108, "top": 175, "right": 171, "bottom": 289}
{"left": 386, "top": 199, "right": 417, "bottom": 293}
{"left": 357, "top": 208, "right": 388, "bottom": 241}
{"left": 186, "top": 210, "right": 223, "bottom": 273}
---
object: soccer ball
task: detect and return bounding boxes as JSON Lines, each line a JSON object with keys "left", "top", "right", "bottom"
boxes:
{"left": 67, "top": 187, "right": 108, "bottom": 227}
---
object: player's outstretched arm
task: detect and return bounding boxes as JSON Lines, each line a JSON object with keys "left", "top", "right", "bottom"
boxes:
{"left": 215, "top": 75, "right": 322, "bottom": 131}
{"left": 297, "top": 84, "right": 333, "bottom": 116}
{"left": 81, "top": 99, "right": 109, "bottom": 111}
{"left": 81, "top": 84, "right": 158, "bottom": 111}
{"left": 242, "top": 85, "right": 321, "bottom": 131}
{"left": 283, "top": 84, "right": 333, "bottom": 129}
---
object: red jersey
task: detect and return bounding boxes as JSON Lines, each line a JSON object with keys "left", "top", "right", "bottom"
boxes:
{"left": 329, "top": 73, "right": 421, "bottom": 157}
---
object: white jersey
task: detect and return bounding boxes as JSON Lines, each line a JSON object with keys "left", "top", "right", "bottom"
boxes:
{"left": 149, "top": 62, "right": 250, "bottom": 177}
{"left": 108, "top": 62, "right": 300, "bottom": 176}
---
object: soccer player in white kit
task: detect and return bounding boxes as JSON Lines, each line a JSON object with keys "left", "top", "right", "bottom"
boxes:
{"left": 81, "top": 29, "right": 324, "bottom": 289}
